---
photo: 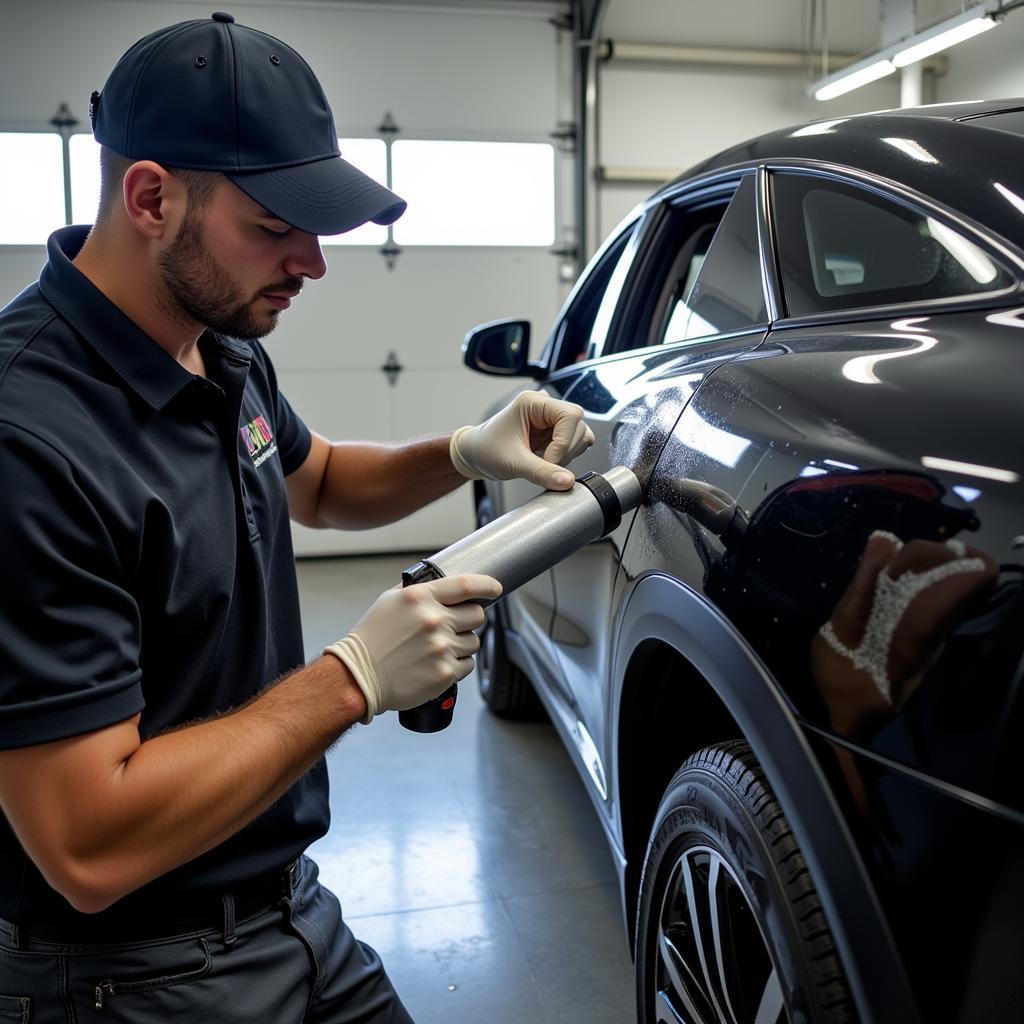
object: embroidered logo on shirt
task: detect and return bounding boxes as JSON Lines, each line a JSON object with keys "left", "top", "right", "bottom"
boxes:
{"left": 241, "top": 414, "right": 278, "bottom": 468}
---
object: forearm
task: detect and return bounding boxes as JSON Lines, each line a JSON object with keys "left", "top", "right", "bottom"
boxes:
{"left": 61, "top": 656, "right": 366, "bottom": 911}
{"left": 315, "top": 434, "right": 466, "bottom": 530}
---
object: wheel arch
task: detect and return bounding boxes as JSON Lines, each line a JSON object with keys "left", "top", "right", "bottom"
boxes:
{"left": 611, "top": 572, "right": 921, "bottom": 1024}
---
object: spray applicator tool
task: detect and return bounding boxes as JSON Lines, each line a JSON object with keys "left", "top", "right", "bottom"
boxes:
{"left": 398, "top": 466, "right": 642, "bottom": 732}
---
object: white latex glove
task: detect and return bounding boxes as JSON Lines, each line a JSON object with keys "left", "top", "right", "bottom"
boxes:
{"left": 323, "top": 574, "right": 501, "bottom": 723}
{"left": 450, "top": 391, "right": 595, "bottom": 491}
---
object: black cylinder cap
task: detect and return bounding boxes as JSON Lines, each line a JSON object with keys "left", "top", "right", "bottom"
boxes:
{"left": 211, "top": 11, "right": 235, "bottom": 23}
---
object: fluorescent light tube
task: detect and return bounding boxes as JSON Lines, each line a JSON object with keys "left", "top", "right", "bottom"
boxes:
{"left": 814, "top": 59, "right": 896, "bottom": 101}
{"left": 893, "top": 12, "right": 997, "bottom": 67}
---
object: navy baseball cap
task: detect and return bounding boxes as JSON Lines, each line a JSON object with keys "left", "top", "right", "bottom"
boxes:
{"left": 90, "top": 11, "right": 406, "bottom": 235}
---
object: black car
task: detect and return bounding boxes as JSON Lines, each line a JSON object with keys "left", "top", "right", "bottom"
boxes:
{"left": 462, "top": 100, "right": 1024, "bottom": 1024}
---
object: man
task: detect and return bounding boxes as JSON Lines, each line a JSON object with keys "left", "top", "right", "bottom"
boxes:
{"left": 0, "top": 13, "right": 593, "bottom": 1022}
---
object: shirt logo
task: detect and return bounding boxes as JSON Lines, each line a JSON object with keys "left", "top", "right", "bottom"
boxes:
{"left": 241, "top": 414, "right": 278, "bottom": 468}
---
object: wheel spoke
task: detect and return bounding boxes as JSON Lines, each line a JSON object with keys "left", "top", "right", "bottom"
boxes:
{"left": 681, "top": 854, "right": 729, "bottom": 1024}
{"left": 658, "top": 925, "right": 716, "bottom": 1023}
{"left": 708, "top": 857, "right": 741, "bottom": 1024}
{"left": 655, "top": 987, "right": 688, "bottom": 1024}
{"left": 753, "top": 966, "right": 785, "bottom": 1024}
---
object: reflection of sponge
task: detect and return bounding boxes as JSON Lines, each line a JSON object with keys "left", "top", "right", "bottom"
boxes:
{"left": 817, "top": 530, "right": 986, "bottom": 703}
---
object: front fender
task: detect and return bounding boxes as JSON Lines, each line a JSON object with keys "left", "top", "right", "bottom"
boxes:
{"left": 612, "top": 571, "right": 920, "bottom": 1024}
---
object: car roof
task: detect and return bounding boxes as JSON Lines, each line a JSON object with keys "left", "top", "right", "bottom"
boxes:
{"left": 672, "top": 100, "right": 1024, "bottom": 250}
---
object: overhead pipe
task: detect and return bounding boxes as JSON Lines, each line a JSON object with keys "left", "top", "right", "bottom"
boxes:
{"left": 597, "top": 39, "right": 860, "bottom": 71}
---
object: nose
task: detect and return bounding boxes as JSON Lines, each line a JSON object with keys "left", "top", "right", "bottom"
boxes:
{"left": 283, "top": 232, "right": 328, "bottom": 281}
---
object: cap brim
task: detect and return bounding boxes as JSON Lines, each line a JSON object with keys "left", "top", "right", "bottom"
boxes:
{"left": 227, "top": 154, "right": 406, "bottom": 236}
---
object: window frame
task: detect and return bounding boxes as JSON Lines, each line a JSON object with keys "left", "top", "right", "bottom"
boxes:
{"left": 602, "top": 170, "right": 774, "bottom": 359}
{"left": 666, "top": 172, "right": 771, "bottom": 346}
{"left": 765, "top": 160, "right": 1024, "bottom": 328}
{"left": 631, "top": 187, "right": 736, "bottom": 353}
{"left": 539, "top": 209, "right": 646, "bottom": 374}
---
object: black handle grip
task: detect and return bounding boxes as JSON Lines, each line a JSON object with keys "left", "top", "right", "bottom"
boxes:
{"left": 398, "top": 683, "right": 458, "bottom": 733}
{"left": 398, "top": 560, "right": 456, "bottom": 733}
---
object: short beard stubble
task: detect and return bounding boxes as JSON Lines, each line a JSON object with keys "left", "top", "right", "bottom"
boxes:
{"left": 157, "top": 205, "right": 301, "bottom": 341}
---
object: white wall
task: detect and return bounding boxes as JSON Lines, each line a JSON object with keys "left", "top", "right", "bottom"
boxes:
{"left": 0, "top": 0, "right": 562, "bottom": 133}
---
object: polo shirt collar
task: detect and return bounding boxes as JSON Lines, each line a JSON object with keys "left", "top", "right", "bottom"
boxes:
{"left": 39, "top": 226, "right": 252, "bottom": 412}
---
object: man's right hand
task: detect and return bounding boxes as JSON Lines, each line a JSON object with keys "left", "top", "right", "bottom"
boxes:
{"left": 323, "top": 574, "right": 502, "bottom": 722}
{"left": 0, "top": 577, "right": 504, "bottom": 913}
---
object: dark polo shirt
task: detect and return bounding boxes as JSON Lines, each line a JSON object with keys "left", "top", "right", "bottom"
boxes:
{"left": 0, "top": 226, "right": 323, "bottom": 925}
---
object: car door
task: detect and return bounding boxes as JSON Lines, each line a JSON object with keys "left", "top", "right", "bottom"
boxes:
{"left": 544, "top": 171, "right": 773, "bottom": 803}
{"left": 628, "top": 166, "right": 1024, "bottom": 1021}
{"left": 483, "top": 212, "right": 648, "bottom": 701}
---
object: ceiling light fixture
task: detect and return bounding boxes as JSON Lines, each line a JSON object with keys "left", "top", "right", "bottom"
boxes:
{"left": 814, "top": 59, "right": 896, "bottom": 101}
{"left": 812, "top": 3, "right": 1002, "bottom": 101}
{"left": 892, "top": 8, "right": 998, "bottom": 67}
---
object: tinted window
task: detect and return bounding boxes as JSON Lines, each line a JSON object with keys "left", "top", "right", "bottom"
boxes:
{"left": 773, "top": 172, "right": 1014, "bottom": 317}
{"left": 683, "top": 174, "right": 768, "bottom": 339}
{"left": 656, "top": 212, "right": 725, "bottom": 345}
{"left": 633, "top": 176, "right": 766, "bottom": 351}
{"left": 551, "top": 221, "right": 640, "bottom": 369}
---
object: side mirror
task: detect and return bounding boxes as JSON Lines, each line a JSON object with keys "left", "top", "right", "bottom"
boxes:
{"left": 462, "top": 319, "right": 543, "bottom": 378}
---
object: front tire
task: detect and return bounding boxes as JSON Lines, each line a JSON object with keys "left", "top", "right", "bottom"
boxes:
{"left": 635, "top": 741, "right": 855, "bottom": 1024}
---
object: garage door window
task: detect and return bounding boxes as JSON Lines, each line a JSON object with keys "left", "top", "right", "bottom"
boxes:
{"left": 391, "top": 140, "right": 554, "bottom": 246}
{"left": 0, "top": 133, "right": 65, "bottom": 244}
{"left": 69, "top": 133, "right": 100, "bottom": 225}
{"left": 772, "top": 172, "right": 1014, "bottom": 317}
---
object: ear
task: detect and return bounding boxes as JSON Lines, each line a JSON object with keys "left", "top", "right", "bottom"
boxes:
{"left": 121, "top": 161, "right": 187, "bottom": 240}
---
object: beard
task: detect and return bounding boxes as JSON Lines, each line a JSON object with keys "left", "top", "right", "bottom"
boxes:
{"left": 157, "top": 208, "right": 301, "bottom": 341}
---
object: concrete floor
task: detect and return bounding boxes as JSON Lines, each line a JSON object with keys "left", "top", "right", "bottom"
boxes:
{"left": 295, "top": 554, "right": 637, "bottom": 1024}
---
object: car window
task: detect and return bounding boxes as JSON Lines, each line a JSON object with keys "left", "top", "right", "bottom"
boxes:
{"left": 550, "top": 220, "right": 641, "bottom": 370}
{"left": 772, "top": 172, "right": 1014, "bottom": 317}
{"left": 613, "top": 175, "right": 766, "bottom": 354}
{"left": 679, "top": 174, "right": 768, "bottom": 341}
{"left": 658, "top": 219, "right": 720, "bottom": 344}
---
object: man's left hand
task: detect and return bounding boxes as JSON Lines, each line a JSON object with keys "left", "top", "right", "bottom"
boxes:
{"left": 450, "top": 392, "right": 595, "bottom": 490}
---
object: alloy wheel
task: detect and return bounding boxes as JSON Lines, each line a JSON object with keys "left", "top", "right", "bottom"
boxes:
{"left": 653, "top": 845, "right": 786, "bottom": 1024}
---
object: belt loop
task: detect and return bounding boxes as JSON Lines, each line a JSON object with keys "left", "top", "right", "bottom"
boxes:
{"left": 221, "top": 893, "right": 236, "bottom": 947}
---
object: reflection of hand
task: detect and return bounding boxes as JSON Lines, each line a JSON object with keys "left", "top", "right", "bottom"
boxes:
{"left": 450, "top": 392, "right": 595, "bottom": 491}
{"left": 810, "top": 530, "right": 997, "bottom": 738}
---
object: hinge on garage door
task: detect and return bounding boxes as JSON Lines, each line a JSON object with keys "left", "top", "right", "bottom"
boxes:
{"left": 377, "top": 111, "right": 402, "bottom": 271}
{"left": 381, "top": 350, "right": 404, "bottom": 387}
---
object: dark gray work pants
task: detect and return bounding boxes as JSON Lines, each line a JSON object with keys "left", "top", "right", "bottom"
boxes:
{"left": 0, "top": 856, "right": 413, "bottom": 1023}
